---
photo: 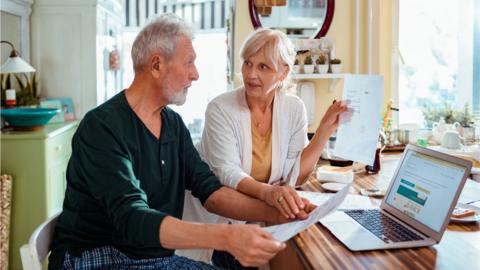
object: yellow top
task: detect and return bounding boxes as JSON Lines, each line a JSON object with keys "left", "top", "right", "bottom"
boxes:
{"left": 250, "top": 124, "right": 272, "bottom": 183}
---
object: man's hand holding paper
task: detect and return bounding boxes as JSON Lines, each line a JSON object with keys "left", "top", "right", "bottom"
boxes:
{"left": 263, "top": 183, "right": 352, "bottom": 242}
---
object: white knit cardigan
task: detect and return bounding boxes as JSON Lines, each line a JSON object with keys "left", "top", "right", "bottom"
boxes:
{"left": 178, "top": 87, "right": 308, "bottom": 262}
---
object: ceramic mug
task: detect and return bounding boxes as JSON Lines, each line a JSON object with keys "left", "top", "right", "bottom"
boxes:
{"left": 441, "top": 130, "right": 462, "bottom": 149}
{"left": 432, "top": 121, "right": 461, "bottom": 144}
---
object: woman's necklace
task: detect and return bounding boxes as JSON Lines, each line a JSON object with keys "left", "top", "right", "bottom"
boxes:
{"left": 247, "top": 93, "right": 274, "bottom": 130}
{"left": 251, "top": 110, "right": 272, "bottom": 129}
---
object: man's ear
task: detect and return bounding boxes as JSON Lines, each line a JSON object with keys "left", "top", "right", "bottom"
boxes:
{"left": 150, "top": 54, "right": 165, "bottom": 78}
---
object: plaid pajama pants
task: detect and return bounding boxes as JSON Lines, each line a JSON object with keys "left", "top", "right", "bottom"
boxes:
{"left": 211, "top": 250, "right": 258, "bottom": 270}
{"left": 61, "top": 246, "right": 220, "bottom": 270}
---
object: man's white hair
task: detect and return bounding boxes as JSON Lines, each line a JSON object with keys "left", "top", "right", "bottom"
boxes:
{"left": 131, "top": 13, "right": 195, "bottom": 73}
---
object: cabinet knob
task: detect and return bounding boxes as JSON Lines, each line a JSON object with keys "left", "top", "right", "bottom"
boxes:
{"left": 55, "top": 145, "right": 63, "bottom": 152}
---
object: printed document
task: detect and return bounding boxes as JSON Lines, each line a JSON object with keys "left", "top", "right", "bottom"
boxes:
{"left": 297, "top": 191, "right": 377, "bottom": 210}
{"left": 333, "top": 74, "right": 384, "bottom": 166}
{"left": 263, "top": 184, "right": 351, "bottom": 242}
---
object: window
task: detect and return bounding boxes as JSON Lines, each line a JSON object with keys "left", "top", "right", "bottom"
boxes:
{"left": 395, "top": 0, "right": 480, "bottom": 127}
{"left": 122, "top": 0, "right": 232, "bottom": 143}
{"left": 170, "top": 30, "right": 228, "bottom": 143}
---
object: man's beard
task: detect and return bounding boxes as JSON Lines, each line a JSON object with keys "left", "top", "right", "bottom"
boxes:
{"left": 168, "top": 87, "right": 188, "bottom": 105}
{"left": 163, "top": 76, "right": 188, "bottom": 106}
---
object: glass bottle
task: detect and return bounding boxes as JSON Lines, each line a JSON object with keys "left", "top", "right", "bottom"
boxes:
{"left": 365, "top": 141, "right": 382, "bottom": 174}
{"left": 5, "top": 89, "right": 16, "bottom": 108}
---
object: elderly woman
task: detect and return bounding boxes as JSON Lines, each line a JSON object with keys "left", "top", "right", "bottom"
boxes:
{"left": 179, "top": 28, "right": 347, "bottom": 268}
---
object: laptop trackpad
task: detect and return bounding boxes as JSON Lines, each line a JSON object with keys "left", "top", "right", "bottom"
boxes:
{"left": 321, "top": 212, "right": 386, "bottom": 250}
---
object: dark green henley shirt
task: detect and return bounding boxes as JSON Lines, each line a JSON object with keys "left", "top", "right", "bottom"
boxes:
{"left": 48, "top": 91, "right": 222, "bottom": 269}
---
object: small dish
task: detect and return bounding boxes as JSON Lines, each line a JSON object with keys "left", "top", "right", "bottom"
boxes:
{"left": 321, "top": 182, "right": 347, "bottom": 192}
{"left": 450, "top": 203, "right": 480, "bottom": 223}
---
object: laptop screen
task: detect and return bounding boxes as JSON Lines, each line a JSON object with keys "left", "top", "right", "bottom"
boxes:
{"left": 385, "top": 149, "right": 467, "bottom": 232}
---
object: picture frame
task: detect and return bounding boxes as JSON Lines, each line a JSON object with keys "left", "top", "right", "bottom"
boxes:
{"left": 57, "top": 97, "right": 75, "bottom": 121}
{"left": 39, "top": 99, "right": 64, "bottom": 123}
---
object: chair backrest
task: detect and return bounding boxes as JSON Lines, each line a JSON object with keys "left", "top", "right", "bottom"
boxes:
{"left": 20, "top": 212, "right": 60, "bottom": 270}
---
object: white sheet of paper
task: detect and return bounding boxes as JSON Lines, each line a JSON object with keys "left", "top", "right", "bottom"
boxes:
{"left": 263, "top": 184, "right": 351, "bottom": 242}
{"left": 333, "top": 74, "right": 384, "bottom": 166}
{"left": 296, "top": 191, "right": 331, "bottom": 205}
{"left": 297, "top": 191, "right": 377, "bottom": 210}
{"left": 338, "top": 194, "right": 377, "bottom": 210}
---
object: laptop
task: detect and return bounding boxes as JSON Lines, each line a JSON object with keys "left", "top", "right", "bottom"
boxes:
{"left": 320, "top": 144, "right": 472, "bottom": 251}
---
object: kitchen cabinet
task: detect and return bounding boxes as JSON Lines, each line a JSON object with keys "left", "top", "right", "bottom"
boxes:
{"left": 31, "top": 0, "right": 123, "bottom": 119}
{"left": 1, "top": 121, "right": 78, "bottom": 270}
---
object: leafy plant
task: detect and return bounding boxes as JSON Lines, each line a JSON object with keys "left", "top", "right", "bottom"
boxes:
{"left": 316, "top": 55, "right": 326, "bottom": 65}
{"left": 304, "top": 55, "right": 313, "bottom": 65}
{"left": 0, "top": 73, "right": 13, "bottom": 106}
{"left": 422, "top": 102, "right": 474, "bottom": 127}
{"left": 459, "top": 103, "right": 474, "bottom": 127}
{"left": 14, "top": 73, "right": 39, "bottom": 106}
{"left": 330, "top": 58, "right": 341, "bottom": 64}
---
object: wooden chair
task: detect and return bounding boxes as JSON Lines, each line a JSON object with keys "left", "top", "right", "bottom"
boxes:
{"left": 20, "top": 213, "right": 60, "bottom": 270}
{"left": 0, "top": 174, "right": 13, "bottom": 270}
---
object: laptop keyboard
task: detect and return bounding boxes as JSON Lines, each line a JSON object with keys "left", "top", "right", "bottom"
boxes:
{"left": 344, "top": 209, "right": 424, "bottom": 243}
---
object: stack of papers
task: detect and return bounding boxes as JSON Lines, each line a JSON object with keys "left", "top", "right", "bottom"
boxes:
{"left": 297, "top": 191, "right": 377, "bottom": 211}
{"left": 263, "top": 189, "right": 378, "bottom": 242}
{"left": 263, "top": 185, "right": 352, "bottom": 242}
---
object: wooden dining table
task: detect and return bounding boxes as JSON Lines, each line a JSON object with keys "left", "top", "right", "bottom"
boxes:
{"left": 270, "top": 153, "right": 480, "bottom": 270}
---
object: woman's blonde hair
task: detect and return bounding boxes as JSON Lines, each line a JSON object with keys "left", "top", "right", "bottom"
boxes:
{"left": 240, "top": 28, "right": 296, "bottom": 92}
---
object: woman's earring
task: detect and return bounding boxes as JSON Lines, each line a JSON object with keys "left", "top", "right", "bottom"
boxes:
{"left": 277, "top": 81, "right": 284, "bottom": 90}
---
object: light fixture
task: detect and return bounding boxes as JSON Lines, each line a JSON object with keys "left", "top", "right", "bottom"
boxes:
{"left": 0, "top": 40, "right": 35, "bottom": 74}
{"left": 255, "top": 6, "right": 272, "bottom": 16}
{"left": 254, "top": 0, "right": 287, "bottom": 7}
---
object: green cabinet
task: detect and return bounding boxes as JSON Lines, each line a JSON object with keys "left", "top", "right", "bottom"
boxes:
{"left": 1, "top": 121, "right": 78, "bottom": 270}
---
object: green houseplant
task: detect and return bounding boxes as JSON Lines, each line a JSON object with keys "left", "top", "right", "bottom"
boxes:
{"left": 1, "top": 73, "right": 39, "bottom": 107}
{"left": 304, "top": 55, "right": 313, "bottom": 65}
{"left": 303, "top": 55, "right": 314, "bottom": 74}
{"left": 330, "top": 58, "right": 341, "bottom": 64}
{"left": 316, "top": 55, "right": 326, "bottom": 65}
{"left": 316, "top": 55, "right": 328, "bottom": 74}
{"left": 330, "top": 58, "right": 342, "bottom": 73}
{"left": 1, "top": 73, "right": 13, "bottom": 105}
{"left": 15, "top": 73, "right": 39, "bottom": 106}
{"left": 422, "top": 103, "right": 474, "bottom": 127}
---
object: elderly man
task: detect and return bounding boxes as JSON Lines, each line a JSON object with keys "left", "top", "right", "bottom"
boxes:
{"left": 49, "top": 14, "right": 312, "bottom": 269}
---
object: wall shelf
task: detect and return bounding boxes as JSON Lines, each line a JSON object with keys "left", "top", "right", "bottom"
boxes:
{"left": 291, "top": 73, "right": 346, "bottom": 92}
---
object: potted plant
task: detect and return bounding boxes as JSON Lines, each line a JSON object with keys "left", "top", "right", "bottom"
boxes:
{"left": 292, "top": 58, "right": 301, "bottom": 74}
{"left": 422, "top": 103, "right": 474, "bottom": 128}
{"left": 303, "top": 55, "right": 314, "bottom": 74}
{"left": 460, "top": 103, "right": 476, "bottom": 144}
{"left": 330, "top": 58, "right": 342, "bottom": 73}
{"left": 1, "top": 73, "right": 40, "bottom": 107}
{"left": 15, "top": 73, "right": 39, "bottom": 107}
{"left": 1, "top": 73, "right": 13, "bottom": 107}
{"left": 316, "top": 54, "right": 328, "bottom": 74}
{"left": 422, "top": 102, "right": 476, "bottom": 144}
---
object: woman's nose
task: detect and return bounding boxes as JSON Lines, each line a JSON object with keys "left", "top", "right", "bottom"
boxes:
{"left": 245, "top": 67, "right": 257, "bottom": 79}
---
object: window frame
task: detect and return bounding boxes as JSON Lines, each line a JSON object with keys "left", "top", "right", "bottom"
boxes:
{"left": 392, "top": 0, "right": 480, "bottom": 127}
